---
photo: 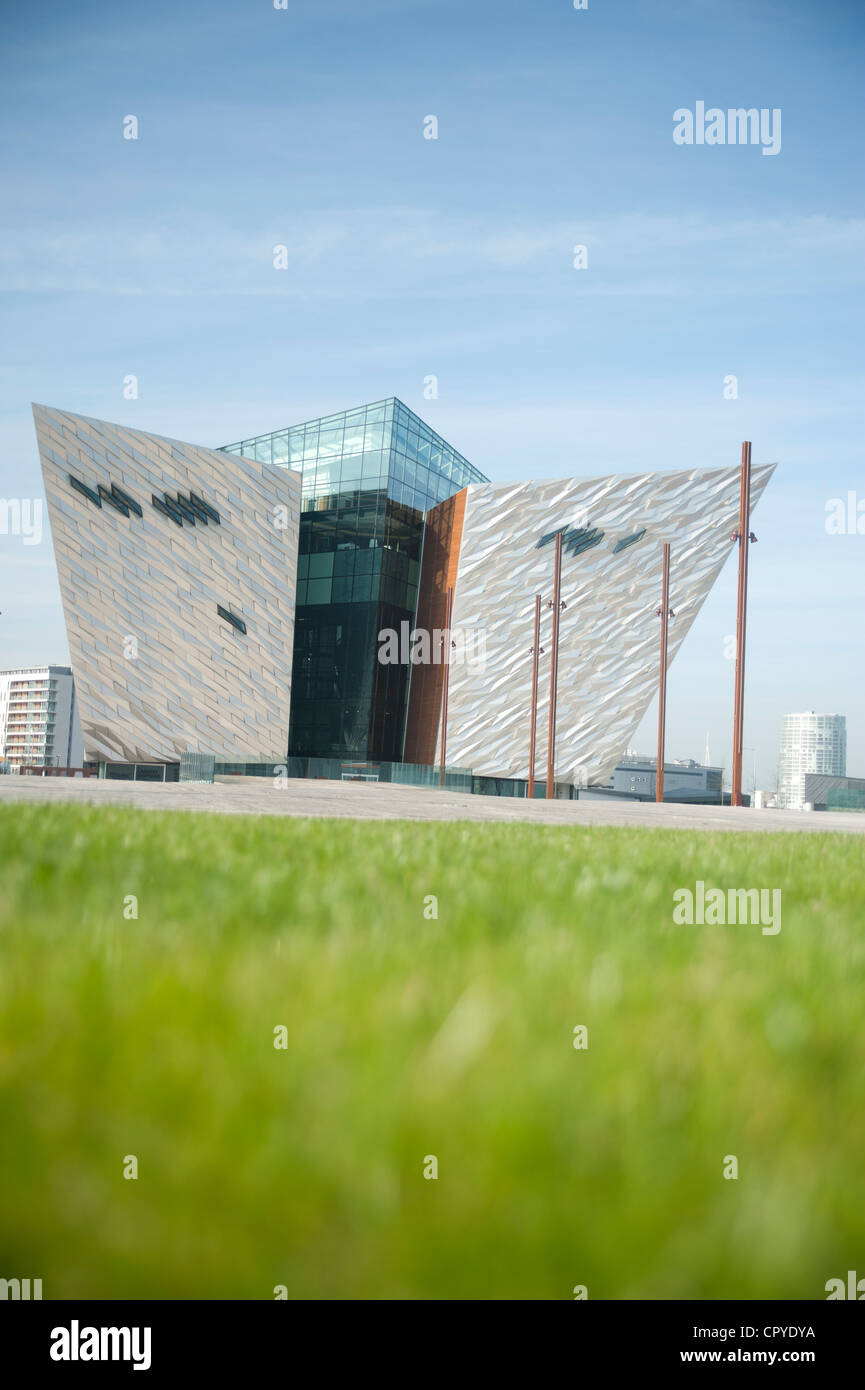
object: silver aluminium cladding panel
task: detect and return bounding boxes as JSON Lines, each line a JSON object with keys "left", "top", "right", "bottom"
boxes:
{"left": 440, "top": 463, "right": 775, "bottom": 785}
{"left": 34, "top": 405, "right": 300, "bottom": 764}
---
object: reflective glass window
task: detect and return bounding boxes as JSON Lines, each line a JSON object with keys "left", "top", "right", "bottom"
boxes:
{"left": 318, "top": 427, "right": 343, "bottom": 459}
{"left": 308, "top": 552, "right": 334, "bottom": 578}
{"left": 306, "top": 577, "right": 333, "bottom": 604}
{"left": 272, "top": 433, "right": 289, "bottom": 464}
{"left": 340, "top": 453, "right": 363, "bottom": 482}
{"left": 361, "top": 452, "right": 383, "bottom": 479}
{"left": 343, "top": 423, "right": 365, "bottom": 455}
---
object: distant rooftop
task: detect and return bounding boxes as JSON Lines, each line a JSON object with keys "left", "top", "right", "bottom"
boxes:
{"left": 618, "top": 753, "right": 724, "bottom": 772}
{"left": 1, "top": 665, "right": 72, "bottom": 677}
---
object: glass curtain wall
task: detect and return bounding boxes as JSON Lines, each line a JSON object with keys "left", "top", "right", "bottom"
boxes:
{"left": 221, "top": 399, "right": 488, "bottom": 761}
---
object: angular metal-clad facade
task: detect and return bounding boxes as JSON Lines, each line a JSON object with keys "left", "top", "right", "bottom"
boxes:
{"left": 34, "top": 405, "right": 300, "bottom": 764}
{"left": 406, "top": 463, "right": 776, "bottom": 785}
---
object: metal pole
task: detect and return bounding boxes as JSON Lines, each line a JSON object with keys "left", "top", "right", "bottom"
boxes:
{"left": 528, "top": 592, "right": 541, "bottom": 799}
{"left": 731, "top": 442, "right": 751, "bottom": 807}
{"left": 439, "top": 584, "right": 454, "bottom": 789}
{"left": 656, "top": 542, "right": 671, "bottom": 804}
{"left": 545, "top": 532, "right": 562, "bottom": 799}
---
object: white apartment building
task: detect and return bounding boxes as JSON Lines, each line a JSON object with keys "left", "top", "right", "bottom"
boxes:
{"left": 0, "top": 666, "right": 84, "bottom": 771}
{"left": 776, "top": 711, "right": 846, "bottom": 810}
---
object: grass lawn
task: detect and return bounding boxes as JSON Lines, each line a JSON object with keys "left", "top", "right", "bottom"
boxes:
{"left": 0, "top": 800, "right": 863, "bottom": 1300}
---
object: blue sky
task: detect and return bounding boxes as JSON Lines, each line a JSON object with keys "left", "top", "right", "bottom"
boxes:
{"left": 1, "top": 0, "right": 863, "bottom": 785}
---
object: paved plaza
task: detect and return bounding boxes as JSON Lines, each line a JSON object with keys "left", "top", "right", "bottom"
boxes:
{"left": 1, "top": 774, "right": 862, "bottom": 835}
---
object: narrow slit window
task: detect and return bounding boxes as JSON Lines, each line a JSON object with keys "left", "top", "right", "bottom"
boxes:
{"left": 152, "top": 494, "right": 184, "bottom": 526}
{"left": 182, "top": 493, "right": 211, "bottom": 524}
{"left": 69, "top": 474, "right": 101, "bottom": 508}
{"left": 111, "top": 483, "right": 143, "bottom": 517}
{"left": 171, "top": 495, "right": 198, "bottom": 525}
{"left": 613, "top": 528, "right": 647, "bottom": 554}
{"left": 98, "top": 483, "right": 130, "bottom": 517}
{"left": 217, "top": 604, "right": 246, "bottom": 635}
{"left": 190, "top": 491, "right": 221, "bottom": 524}
{"left": 563, "top": 527, "right": 605, "bottom": 557}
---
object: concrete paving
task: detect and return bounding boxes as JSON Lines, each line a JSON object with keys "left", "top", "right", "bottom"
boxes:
{"left": 0, "top": 773, "right": 862, "bottom": 835}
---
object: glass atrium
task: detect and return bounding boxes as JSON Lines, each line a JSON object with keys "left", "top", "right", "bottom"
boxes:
{"left": 222, "top": 397, "right": 486, "bottom": 513}
{"left": 220, "top": 399, "right": 488, "bottom": 761}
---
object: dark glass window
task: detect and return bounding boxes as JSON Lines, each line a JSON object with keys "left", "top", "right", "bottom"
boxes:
{"left": 172, "top": 495, "right": 198, "bottom": 525}
{"left": 288, "top": 494, "right": 421, "bottom": 761}
{"left": 537, "top": 524, "right": 605, "bottom": 557}
{"left": 564, "top": 527, "right": 605, "bottom": 557}
{"left": 69, "top": 474, "right": 101, "bottom": 507}
{"left": 189, "top": 491, "right": 220, "bottom": 524}
{"left": 151, "top": 494, "right": 184, "bottom": 526}
{"left": 110, "top": 483, "right": 143, "bottom": 517}
{"left": 182, "top": 493, "right": 211, "bottom": 525}
{"left": 613, "top": 529, "right": 647, "bottom": 554}
{"left": 217, "top": 604, "right": 247, "bottom": 635}
{"left": 97, "top": 484, "right": 130, "bottom": 517}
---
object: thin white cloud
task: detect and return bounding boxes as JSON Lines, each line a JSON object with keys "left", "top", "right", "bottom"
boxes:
{"left": 0, "top": 210, "right": 862, "bottom": 299}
